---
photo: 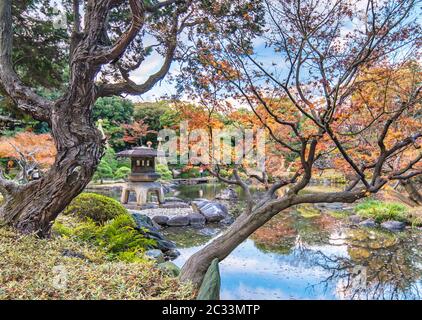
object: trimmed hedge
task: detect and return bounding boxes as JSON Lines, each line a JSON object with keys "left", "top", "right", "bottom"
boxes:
{"left": 63, "top": 193, "right": 128, "bottom": 224}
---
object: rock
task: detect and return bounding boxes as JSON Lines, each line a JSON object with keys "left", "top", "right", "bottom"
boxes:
{"left": 161, "top": 201, "right": 191, "bottom": 209}
{"left": 164, "top": 249, "right": 181, "bottom": 260}
{"left": 62, "top": 249, "right": 86, "bottom": 260}
{"left": 349, "top": 215, "right": 362, "bottom": 224}
{"left": 197, "top": 227, "right": 220, "bottom": 237}
{"left": 145, "top": 249, "right": 165, "bottom": 263}
{"left": 219, "top": 215, "right": 235, "bottom": 226}
{"left": 152, "top": 215, "right": 170, "bottom": 226}
{"left": 199, "top": 202, "right": 228, "bottom": 222}
{"left": 359, "top": 218, "right": 377, "bottom": 228}
{"left": 158, "top": 261, "right": 180, "bottom": 277}
{"left": 197, "top": 258, "right": 221, "bottom": 300}
{"left": 140, "top": 203, "right": 159, "bottom": 210}
{"left": 167, "top": 215, "right": 190, "bottom": 226}
{"left": 188, "top": 213, "right": 206, "bottom": 226}
{"left": 156, "top": 239, "right": 177, "bottom": 251}
{"left": 381, "top": 221, "right": 406, "bottom": 232}
{"left": 215, "top": 188, "right": 238, "bottom": 200}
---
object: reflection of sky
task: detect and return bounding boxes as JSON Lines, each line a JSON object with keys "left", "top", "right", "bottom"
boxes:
{"left": 171, "top": 226, "right": 422, "bottom": 300}
{"left": 173, "top": 237, "right": 345, "bottom": 300}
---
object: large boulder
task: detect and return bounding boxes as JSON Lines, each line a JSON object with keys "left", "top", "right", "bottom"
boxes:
{"left": 197, "top": 258, "right": 221, "bottom": 300}
{"left": 145, "top": 249, "right": 165, "bottom": 263}
{"left": 215, "top": 188, "right": 238, "bottom": 200}
{"left": 188, "top": 213, "right": 206, "bottom": 227}
{"left": 130, "top": 212, "right": 177, "bottom": 253}
{"left": 198, "top": 202, "right": 228, "bottom": 222}
{"left": 359, "top": 218, "right": 377, "bottom": 228}
{"left": 167, "top": 215, "right": 190, "bottom": 226}
{"left": 152, "top": 215, "right": 170, "bottom": 226}
{"left": 158, "top": 261, "right": 180, "bottom": 277}
{"left": 381, "top": 221, "right": 406, "bottom": 232}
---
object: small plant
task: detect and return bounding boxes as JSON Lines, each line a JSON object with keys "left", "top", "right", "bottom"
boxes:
{"left": 63, "top": 193, "right": 128, "bottom": 224}
{"left": 156, "top": 163, "right": 173, "bottom": 180}
{"left": 114, "top": 166, "right": 131, "bottom": 180}
{"left": 355, "top": 200, "right": 408, "bottom": 223}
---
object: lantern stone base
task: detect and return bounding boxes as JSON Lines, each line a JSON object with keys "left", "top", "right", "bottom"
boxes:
{"left": 120, "top": 181, "right": 164, "bottom": 206}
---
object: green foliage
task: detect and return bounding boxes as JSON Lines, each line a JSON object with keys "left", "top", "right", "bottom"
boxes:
{"left": 63, "top": 193, "right": 128, "bottom": 224}
{"left": 54, "top": 214, "right": 155, "bottom": 263}
{"left": 355, "top": 200, "right": 408, "bottom": 223}
{"left": 94, "top": 97, "right": 134, "bottom": 123}
{"left": 159, "top": 108, "right": 181, "bottom": 129}
{"left": 93, "top": 147, "right": 130, "bottom": 182}
{"left": 180, "top": 167, "right": 201, "bottom": 179}
{"left": 114, "top": 166, "right": 131, "bottom": 180}
{"left": 156, "top": 163, "right": 173, "bottom": 180}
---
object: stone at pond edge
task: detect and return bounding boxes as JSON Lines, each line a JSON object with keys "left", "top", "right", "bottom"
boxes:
{"left": 199, "top": 202, "right": 228, "bottom": 222}
{"left": 381, "top": 220, "right": 406, "bottom": 232}
{"left": 349, "top": 215, "right": 362, "bottom": 224}
{"left": 167, "top": 215, "right": 190, "bottom": 226}
{"left": 145, "top": 249, "right": 165, "bottom": 263}
{"left": 215, "top": 188, "right": 238, "bottom": 200}
{"left": 188, "top": 213, "right": 206, "bottom": 226}
{"left": 158, "top": 261, "right": 180, "bottom": 277}
{"left": 197, "top": 258, "right": 221, "bottom": 300}
{"left": 359, "top": 218, "right": 377, "bottom": 228}
{"left": 152, "top": 215, "right": 170, "bottom": 226}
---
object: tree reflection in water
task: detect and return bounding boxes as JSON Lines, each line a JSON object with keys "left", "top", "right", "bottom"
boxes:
{"left": 308, "top": 228, "right": 422, "bottom": 300}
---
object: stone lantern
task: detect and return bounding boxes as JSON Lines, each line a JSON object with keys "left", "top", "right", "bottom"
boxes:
{"left": 117, "top": 144, "right": 164, "bottom": 207}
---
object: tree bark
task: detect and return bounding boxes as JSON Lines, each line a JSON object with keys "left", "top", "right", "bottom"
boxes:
{"left": 0, "top": 100, "right": 103, "bottom": 236}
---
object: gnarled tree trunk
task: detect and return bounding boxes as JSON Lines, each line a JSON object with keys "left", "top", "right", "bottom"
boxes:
{"left": 0, "top": 96, "right": 103, "bottom": 236}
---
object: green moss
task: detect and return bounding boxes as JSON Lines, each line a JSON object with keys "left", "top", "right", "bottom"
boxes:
{"left": 63, "top": 193, "right": 128, "bottom": 224}
{"left": 296, "top": 204, "right": 321, "bottom": 218}
{"left": 355, "top": 200, "right": 408, "bottom": 223}
{"left": 328, "top": 210, "right": 350, "bottom": 219}
{"left": 53, "top": 214, "right": 156, "bottom": 263}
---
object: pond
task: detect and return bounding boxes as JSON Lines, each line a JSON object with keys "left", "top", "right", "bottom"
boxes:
{"left": 89, "top": 182, "right": 422, "bottom": 300}
{"left": 166, "top": 183, "right": 422, "bottom": 300}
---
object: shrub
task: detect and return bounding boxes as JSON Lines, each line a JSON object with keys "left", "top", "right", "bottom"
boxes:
{"left": 54, "top": 214, "right": 156, "bottom": 262}
{"left": 63, "top": 193, "right": 128, "bottom": 224}
{"left": 156, "top": 163, "right": 172, "bottom": 180}
{"left": 114, "top": 166, "right": 131, "bottom": 179}
{"left": 180, "top": 167, "right": 200, "bottom": 179}
{"left": 355, "top": 200, "right": 408, "bottom": 223}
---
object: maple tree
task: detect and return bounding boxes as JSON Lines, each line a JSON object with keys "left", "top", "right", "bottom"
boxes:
{"left": 179, "top": 0, "right": 422, "bottom": 288}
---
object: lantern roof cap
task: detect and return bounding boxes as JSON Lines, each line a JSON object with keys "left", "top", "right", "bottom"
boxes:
{"left": 116, "top": 145, "right": 158, "bottom": 158}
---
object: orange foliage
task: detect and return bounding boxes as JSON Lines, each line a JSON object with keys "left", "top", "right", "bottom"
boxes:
{"left": 0, "top": 132, "right": 56, "bottom": 167}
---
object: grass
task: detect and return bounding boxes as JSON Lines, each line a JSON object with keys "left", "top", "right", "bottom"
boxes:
{"left": 0, "top": 227, "right": 193, "bottom": 300}
{"left": 355, "top": 199, "right": 409, "bottom": 223}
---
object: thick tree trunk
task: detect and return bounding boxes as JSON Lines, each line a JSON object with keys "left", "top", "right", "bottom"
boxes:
{"left": 0, "top": 100, "right": 103, "bottom": 236}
